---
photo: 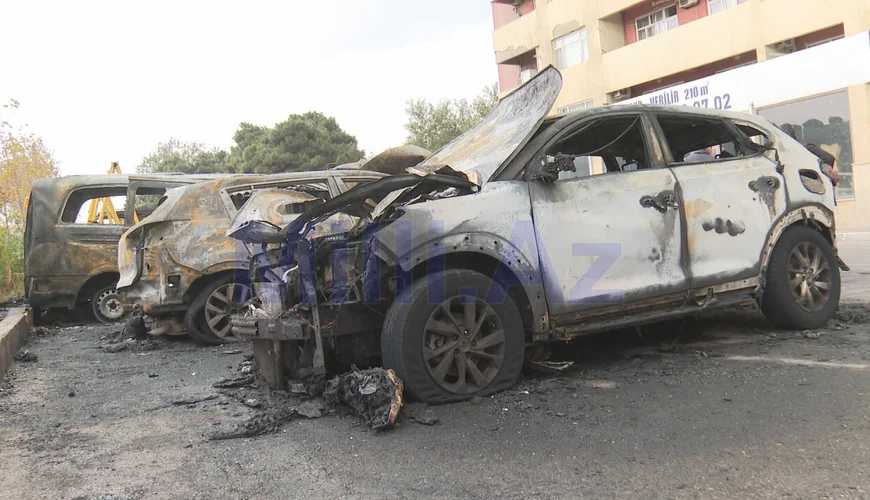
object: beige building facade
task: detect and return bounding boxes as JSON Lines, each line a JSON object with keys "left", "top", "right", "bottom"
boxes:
{"left": 491, "top": 0, "right": 870, "bottom": 229}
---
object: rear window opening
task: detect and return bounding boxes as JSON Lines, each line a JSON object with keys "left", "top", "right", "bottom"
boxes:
{"left": 61, "top": 186, "right": 128, "bottom": 224}
{"left": 228, "top": 182, "right": 331, "bottom": 210}
{"left": 657, "top": 116, "right": 751, "bottom": 164}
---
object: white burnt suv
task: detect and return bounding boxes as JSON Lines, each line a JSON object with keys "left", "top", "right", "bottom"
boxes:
{"left": 227, "top": 67, "right": 847, "bottom": 403}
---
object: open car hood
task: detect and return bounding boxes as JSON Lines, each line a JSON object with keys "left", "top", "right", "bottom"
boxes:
{"left": 407, "top": 66, "right": 562, "bottom": 187}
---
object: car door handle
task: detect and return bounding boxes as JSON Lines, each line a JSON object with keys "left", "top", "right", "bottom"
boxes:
{"left": 639, "top": 190, "right": 678, "bottom": 213}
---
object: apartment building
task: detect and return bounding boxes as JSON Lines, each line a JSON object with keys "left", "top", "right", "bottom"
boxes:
{"left": 491, "top": 0, "right": 870, "bottom": 229}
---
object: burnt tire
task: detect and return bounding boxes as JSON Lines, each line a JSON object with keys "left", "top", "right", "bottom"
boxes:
{"left": 92, "top": 286, "right": 126, "bottom": 324}
{"left": 381, "top": 269, "right": 525, "bottom": 404}
{"left": 184, "top": 276, "right": 251, "bottom": 345}
{"left": 760, "top": 225, "right": 840, "bottom": 330}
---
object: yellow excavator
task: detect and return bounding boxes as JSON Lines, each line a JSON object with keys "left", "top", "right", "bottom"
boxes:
{"left": 86, "top": 162, "right": 139, "bottom": 224}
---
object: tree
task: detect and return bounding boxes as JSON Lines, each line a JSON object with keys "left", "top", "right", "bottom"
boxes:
{"left": 404, "top": 83, "right": 499, "bottom": 152}
{"left": 0, "top": 99, "right": 58, "bottom": 299}
{"left": 228, "top": 112, "right": 364, "bottom": 174}
{"left": 0, "top": 99, "right": 58, "bottom": 227}
{"left": 137, "top": 138, "right": 229, "bottom": 174}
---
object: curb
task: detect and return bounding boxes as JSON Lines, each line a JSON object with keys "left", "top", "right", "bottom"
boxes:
{"left": 0, "top": 307, "right": 33, "bottom": 381}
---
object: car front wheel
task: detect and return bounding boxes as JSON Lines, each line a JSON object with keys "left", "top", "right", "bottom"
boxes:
{"left": 381, "top": 269, "right": 525, "bottom": 404}
{"left": 760, "top": 225, "right": 840, "bottom": 330}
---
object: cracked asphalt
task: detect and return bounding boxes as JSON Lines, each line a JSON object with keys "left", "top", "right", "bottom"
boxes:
{"left": 1, "top": 239, "right": 869, "bottom": 499}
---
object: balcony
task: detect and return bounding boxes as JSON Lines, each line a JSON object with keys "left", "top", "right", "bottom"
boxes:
{"left": 601, "top": 3, "right": 755, "bottom": 92}
{"left": 493, "top": 8, "right": 539, "bottom": 64}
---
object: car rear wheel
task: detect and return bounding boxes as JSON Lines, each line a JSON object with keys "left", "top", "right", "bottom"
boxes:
{"left": 92, "top": 286, "right": 126, "bottom": 323}
{"left": 185, "top": 276, "right": 251, "bottom": 345}
{"left": 381, "top": 269, "right": 525, "bottom": 404}
{"left": 760, "top": 225, "right": 840, "bottom": 330}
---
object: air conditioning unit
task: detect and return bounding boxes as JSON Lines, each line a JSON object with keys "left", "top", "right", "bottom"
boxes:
{"left": 773, "top": 39, "right": 797, "bottom": 54}
{"left": 611, "top": 88, "right": 632, "bottom": 102}
{"left": 678, "top": 0, "right": 699, "bottom": 8}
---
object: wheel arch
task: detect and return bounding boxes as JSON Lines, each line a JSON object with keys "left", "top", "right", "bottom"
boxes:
{"left": 394, "top": 232, "right": 549, "bottom": 338}
{"left": 184, "top": 265, "right": 249, "bottom": 303}
{"left": 759, "top": 205, "right": 836, "bottom": 282}
{"left": 76, "top": 271, "right": 121, "bottom": 304}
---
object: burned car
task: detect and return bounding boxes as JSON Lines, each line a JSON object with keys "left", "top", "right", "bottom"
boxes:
{"left": 116, "top": 170, "right": 388, "bottom": 344}
{"left": 230, "top": 67, "right": 845, "bottom": 404}
{"left": 25, "top": 174, "right": 220, "bottom": 323}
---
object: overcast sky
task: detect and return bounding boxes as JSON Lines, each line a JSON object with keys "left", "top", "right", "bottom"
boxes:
{"left": 0, "top": 0, "right": 498, "bottom": 175}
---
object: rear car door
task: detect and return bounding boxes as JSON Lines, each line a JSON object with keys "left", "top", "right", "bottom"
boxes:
{"left": 526, "top": 113, "right": 689, "bottom": 320}
{"left": 652, "top": 112, "right": 786, "bottom": 287}
{"left": 50, "top": 184, "right": 129, "bottom": 296}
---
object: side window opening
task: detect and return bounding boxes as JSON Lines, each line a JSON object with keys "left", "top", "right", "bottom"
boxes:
{"left": 134, "top": 187, "right": 168, "bottom": 223}
{"left": 61, "top": 187, "right": 128, "bottom": 224}
{"left": 527, "top": 116, "right": 649, "bottom": 182}
{"left": 657, "top": 116, "right": 747, "bottom": 164}
{"left": 734, "top": 123, "right": 771, "bottom": 149}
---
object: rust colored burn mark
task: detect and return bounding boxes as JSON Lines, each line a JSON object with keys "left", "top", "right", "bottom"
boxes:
{"left": 684, "top": 199, "right": 713, "bottom": 219}
{"left": 702, "top": 218, "right": 746, "bottom": 236}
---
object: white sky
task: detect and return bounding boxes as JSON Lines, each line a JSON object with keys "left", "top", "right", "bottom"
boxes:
{"left": 0, "top": 0, "right": 498, "bottom": 175}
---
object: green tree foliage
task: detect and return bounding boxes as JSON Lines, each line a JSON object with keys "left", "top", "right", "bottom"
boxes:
{"left": 138, "top": 112, "right": 363, "bottom": 175}
{"left": 404, "top": 83, "right": 499, "bottom": 152}
{"left": 228, "top": 112, "right": 363, "bottom": 174}
{"left": 137, "top": 138, "right": 229, "bottom": 174}
{"left": 0, "top": 99, "right": 59, "bottom": 299}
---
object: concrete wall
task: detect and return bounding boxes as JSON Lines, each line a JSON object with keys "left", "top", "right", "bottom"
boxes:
{"left": 0, "top": 308, "right": 32, "bottom": 381}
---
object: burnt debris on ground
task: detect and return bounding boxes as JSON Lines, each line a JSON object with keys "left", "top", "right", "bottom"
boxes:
{"left": 208, "top": 363, "right": 406, "bottom": 440}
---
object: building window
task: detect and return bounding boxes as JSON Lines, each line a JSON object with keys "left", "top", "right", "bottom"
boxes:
{"left": 520, "top": 68, "right": 538, "bottom": 84}
{"left": 708, "top": 0, "right": 747, "bottom": 15}
{"left": 558, "top": 99, "right": 593, "bottom": 115}
{"left": 806, "top": 35, "right": 845, "bottom": 49}
{"left": 758, "top": 91, "right": 855, "bottom": 199}
{"left": 553, "top": 28, "right": 588, "bottom": 69}
{"left": 636, "top": 5, "right": 678, "bottom": 41}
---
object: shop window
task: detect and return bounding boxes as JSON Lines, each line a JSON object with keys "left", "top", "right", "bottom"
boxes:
{"left": 61, "top": 186, "right": 128, "bottom": 224}
{"left": 636, "top": 5, "right": 678, "bottom": 41}
{"left": 553, "top": 28, "right": 589, "bottom": 69}
{"left": 656, "top": 115, "right": 749, "bottom": 163}
{"left": 758, "top": 91, "right": 854, "bottom": 198}
{"left": 708, "top": 0, "right": 747, "bottom": 15}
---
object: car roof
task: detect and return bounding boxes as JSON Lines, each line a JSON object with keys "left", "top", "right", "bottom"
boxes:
{"left": 555, "top": 104, "right": 772, "bottom": 127}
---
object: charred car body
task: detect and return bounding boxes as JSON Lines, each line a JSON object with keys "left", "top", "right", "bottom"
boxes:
{"left": 25, "top": 174, "right": 221, "bottom": 323}
{"left": 116, "top": 170, "right": 389, "bottom": 344}
{"left": 229, "top": 67, "right": 845, "bottom": 404}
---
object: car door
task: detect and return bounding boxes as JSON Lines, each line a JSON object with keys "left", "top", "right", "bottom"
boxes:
{"left": 53, "top": 184, "right": 130, "bottom": 282}
{"left": 652, "top": 112, "right": 786, "bottom": 288}
{"left": 527, "top": 113, "right": 689, "bottom": 320}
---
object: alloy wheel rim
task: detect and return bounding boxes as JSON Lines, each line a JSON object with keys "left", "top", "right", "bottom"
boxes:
{"left": 204, "top": 283, "right": 251, "bottom": 339}
{"left": 787, "top": 242, "right": 831, "bottom": 313}
{"left": 422, "top": 296, "right": 505, "bottom": 394}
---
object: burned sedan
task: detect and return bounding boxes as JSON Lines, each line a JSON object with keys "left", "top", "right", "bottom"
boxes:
{"left": 231, "top": 67, "right": 845, "bottom": 404}
{"left": 116, "top": 170, "right": 387, "bottom": 344}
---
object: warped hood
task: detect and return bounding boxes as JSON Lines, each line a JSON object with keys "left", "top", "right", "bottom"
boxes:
{"left": 407, "top": 66, "right": 562, "bottom": 187}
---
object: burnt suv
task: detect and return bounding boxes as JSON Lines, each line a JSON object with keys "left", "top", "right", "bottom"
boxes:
{"left": 25, "top": 174, "right": 219, "bottom": 323}
{"left": 229, "top": 67, "right": 846, "bottom": 403}
{"left": 116, "top": 170, "right": 388, "bottom": 344}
